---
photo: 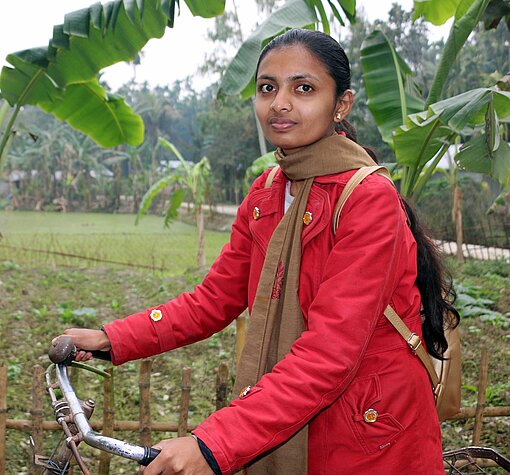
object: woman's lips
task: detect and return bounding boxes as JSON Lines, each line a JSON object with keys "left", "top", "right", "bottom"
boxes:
{"left": 269, "top": 117, "right": 297, "bottom": 131}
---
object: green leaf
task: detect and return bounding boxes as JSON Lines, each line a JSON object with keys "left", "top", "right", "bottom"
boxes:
{"left": 394, "top": 87, "right": 510, "bottom": 195}
{"left": 426, "top": 0, "right": 491, "bottom": 105}
{"left": 38, "top": 80, "right": 144, "bottom": 147}
{"left": 485, "top": 100, "right": 500, "bottom": 154}
{"left": 184, "top": 0, "right": 225, "bottom": 18}
{"left": 412, "top": 0, "right": 466, "bottom": 25}
{"left": 360, "top": 30, "right": 425, "bottom": 146}
{"left": 0, "top": 100, "right": 9, "bottom": 130}
{"left": 0, "top": 50, "right": 60, "bottom": 106}
{"left": 336, "top": 0, "right": 356, "bottom": 23}
{"left": 164, "top": 188, "right": 184, "bottom": 227}
{"left": 243, "top": 151, "right": 277, "bottom": 193}
{"left": 456, "top": 136, "right": 510, "bottom": 184}
{"left": 0, "top": 0, "right": 198, "bottom": 147}
{"left": 394, "top": 114, "right": 452, "bottom": 167}
{"left": 308, "top": 0, "right": 331, "bottom": 34}
{"left": 217, "top": 0, "right": 317, "bottom": 99}
{"left": 158, "top": 136, "right": 188, "bottom": 166}
{"left": 136, "top": 174, "right": 182, "bottom": 224}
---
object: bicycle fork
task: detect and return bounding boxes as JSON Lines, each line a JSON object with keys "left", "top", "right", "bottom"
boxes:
{"left": 30, "top": 366, "right": 95, "bottom": 475}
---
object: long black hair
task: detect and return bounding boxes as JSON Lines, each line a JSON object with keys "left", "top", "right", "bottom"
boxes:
{"left": 258, "top": 29, "right": 460, "bottom": 359}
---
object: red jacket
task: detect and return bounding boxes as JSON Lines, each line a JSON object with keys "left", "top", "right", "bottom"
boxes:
{"left": 104, "top": 167, "right": 443, "bottom": 474}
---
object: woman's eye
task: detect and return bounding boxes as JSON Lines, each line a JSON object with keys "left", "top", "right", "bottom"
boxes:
{"left": 297, "top": 84, "right": 313, "bottom": 93}
{"left": 259, "top": 84, "right": 274, "bottom": 93}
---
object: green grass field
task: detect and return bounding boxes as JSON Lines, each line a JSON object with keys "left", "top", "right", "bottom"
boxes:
{"left": 0, "top": 211, "right": 231, "bottom": 274}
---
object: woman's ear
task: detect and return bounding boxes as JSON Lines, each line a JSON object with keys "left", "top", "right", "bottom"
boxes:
{"left": 334, "top": 89, "right": 354, "bottom": 123}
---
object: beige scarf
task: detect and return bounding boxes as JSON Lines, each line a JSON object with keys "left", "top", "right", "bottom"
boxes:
{"left": 233, "top": 134, "right": 377, "bottom": 474}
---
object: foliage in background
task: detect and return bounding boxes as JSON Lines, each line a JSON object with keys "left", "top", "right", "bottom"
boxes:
{"left": 0, "top": 0, "right": 226, "bottom": 165}
{"left": 360, "top": 0, "right": 510, "bottom": 202}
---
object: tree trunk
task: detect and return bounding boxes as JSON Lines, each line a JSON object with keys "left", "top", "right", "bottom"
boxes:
{"left": 196, "top": 204, "right": 206, "bottom": 267}
{"left": 452, "top": 183, "right": 464, "bottom": 262}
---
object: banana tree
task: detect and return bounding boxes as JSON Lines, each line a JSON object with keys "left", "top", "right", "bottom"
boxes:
{"left": 0, "top": 0, "right": 225, "bottom": 168}
{"left": 136, "top": 137, "right": 212, "bottom": 267}
{"left": 360, "top": 0, "right": 510, "bottom": 202}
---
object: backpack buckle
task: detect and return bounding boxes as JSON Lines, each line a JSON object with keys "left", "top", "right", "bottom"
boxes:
{"left": 407, "top": 333, "right": 422, "bottom": 353}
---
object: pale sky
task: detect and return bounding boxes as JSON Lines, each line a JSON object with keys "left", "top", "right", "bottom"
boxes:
{"left": 0, "top": 0, "right": 449, "bottom": 92}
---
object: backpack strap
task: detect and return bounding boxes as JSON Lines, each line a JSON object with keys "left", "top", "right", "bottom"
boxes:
{"left": 332, "top": 166, "right": 442, "bottom": 400}
{"left": 264, "top": 166, "right": 280, "bottom": 188}
{"left": 332, "top": 165, "right": 392, "bottom": 234}
{"left": 383, "top": 305, "right": 441, "bottom": 398}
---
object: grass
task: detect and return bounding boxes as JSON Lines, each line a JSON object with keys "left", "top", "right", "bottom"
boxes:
{"left": 0, "top": 211, "right": 230, "bottom": 275}
{"left": 0, "top": 212, "right": 508, "bottom": 472}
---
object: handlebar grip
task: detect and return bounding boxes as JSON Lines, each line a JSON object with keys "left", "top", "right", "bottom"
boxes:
{"left": 139, "top": 446, "right": 160, "bottom": 466}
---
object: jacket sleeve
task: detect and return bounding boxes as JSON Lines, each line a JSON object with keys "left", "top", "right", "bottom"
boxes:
{"left": 102, "top": 174, "right": 267, "bottom": 366}
{"left": 193, "top": 176, "right": 410, "bottom": 473}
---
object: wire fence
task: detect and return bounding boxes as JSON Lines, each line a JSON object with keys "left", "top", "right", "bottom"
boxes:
{"left": 0, "top": 219, "right": 508, "bottom": 275}
{"left": 0, "top": 231, "right": 230, "bottom": 275}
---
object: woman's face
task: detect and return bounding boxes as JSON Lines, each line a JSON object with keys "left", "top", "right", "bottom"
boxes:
{"left": 255, "top": 44, "right": 346, "bottom": 155}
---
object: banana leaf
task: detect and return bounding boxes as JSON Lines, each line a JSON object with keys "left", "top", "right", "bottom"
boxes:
{"left": 0, "top": 0, "right": 225, "bottom": 148}
{"left": 426, "top": 0, "right": 491, "bottom": 106}
{"left": 360, "top": 29, "right": 425, "bottom": 147}
{"left": 393, "top": 87, "right": 510, "bottom": 195}
{"left": 412, "top": 0, "right": 466, "bottom": 25}
{"left": 455, "top": 135, "right": 510, "bottom": 184}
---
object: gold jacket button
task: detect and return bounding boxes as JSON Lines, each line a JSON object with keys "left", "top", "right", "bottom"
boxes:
{"left": 253, "top": 207, "right": 260, "bottom": 220}
{"left": 239, "top": 385, "right": 252, "bottom": 397}
{"left": 363, "top": 408, "right": 378, "bottom": 423}
{"left": 303, "top": 211, "right": 313, "bottom": 225}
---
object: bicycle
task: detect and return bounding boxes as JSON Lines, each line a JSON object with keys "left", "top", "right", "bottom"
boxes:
{"left": 31, "top": 335, "right": 159, "bottom": 474}
{"left": 31, "top": 336, "right": 510, "bottom": 474}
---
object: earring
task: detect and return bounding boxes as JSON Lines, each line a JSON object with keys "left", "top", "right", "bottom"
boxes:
{"left": 336, "top": 112, "right": 342, "bottom": 121}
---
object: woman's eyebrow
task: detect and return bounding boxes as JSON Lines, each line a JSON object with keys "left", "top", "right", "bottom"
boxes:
{"left": 256, "top": 73, "right": 320, "bottom": 82}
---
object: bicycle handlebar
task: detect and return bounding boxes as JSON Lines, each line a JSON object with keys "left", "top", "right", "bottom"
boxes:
{"left": 48, "top": 336, "right": 160, "bottom": 466}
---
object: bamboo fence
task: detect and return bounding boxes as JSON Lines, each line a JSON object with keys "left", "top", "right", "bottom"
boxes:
{"left": 0, "top": 350, "right": 509, "bottom": 474}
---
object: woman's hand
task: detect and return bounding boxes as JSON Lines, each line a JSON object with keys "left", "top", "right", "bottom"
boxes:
{"left": 140, "top": 436, "right": 214, "bottom": 475}
{"left": 52, "top": 328, "right": 111, "bottom": 362}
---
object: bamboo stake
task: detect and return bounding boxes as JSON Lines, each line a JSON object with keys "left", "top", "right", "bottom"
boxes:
{"left": 98, "top": 367, "right": 114, "bottom": 475}
{"left": 472, "top": 348, "right": 489, "bottom": 446}
{"left": 178, "top": 368, "right": 192, "bottom": 437}
{"left": 29, "top": 365, "right": 44, "bottom": 475}
{"left": 139, "top": 359, "right": 152, "bottom": 446}
{"left": 0, "top": 365, "right": 7, "bottom": 475}
{"left": 216, "top": 363, "right": 229, "bottom": 410}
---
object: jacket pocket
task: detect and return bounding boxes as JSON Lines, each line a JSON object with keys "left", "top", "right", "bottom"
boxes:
{"left": 342, "top": 373, "right": 404, "bottom": 455}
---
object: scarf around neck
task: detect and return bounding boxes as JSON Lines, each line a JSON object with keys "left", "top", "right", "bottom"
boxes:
{"left": 233, "top": 134, "right": 377, "bottom": 474}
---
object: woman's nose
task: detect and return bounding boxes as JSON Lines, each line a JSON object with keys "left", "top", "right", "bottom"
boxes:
{"left": 270, "top": 91, "right": 292, "bottom": 112}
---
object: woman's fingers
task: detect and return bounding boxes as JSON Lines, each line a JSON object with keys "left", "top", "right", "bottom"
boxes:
{"left": 62, "top": 328, "right": 112, "bottom": 352}
{"left": 142, "top": 437, "right": 213, "bottom": 475}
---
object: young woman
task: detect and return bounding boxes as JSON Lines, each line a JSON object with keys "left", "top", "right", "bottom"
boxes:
{"left": 58, "top": 29, "right": 459, "bottom": 474}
